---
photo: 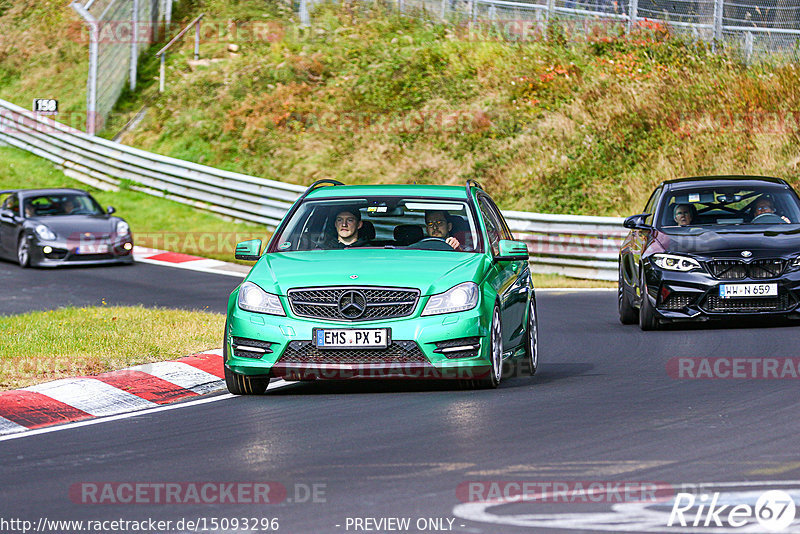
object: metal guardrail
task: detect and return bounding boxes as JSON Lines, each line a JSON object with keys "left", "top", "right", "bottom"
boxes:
{"left": 0, "top": 97, "right": 623, "bottom": 280}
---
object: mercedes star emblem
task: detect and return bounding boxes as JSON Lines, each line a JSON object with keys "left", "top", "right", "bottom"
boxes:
{"left": 338, "top": 290, "right": 367, "bottom": 319}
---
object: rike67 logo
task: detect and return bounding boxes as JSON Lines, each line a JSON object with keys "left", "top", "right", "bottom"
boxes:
{"left": 668, "top": 490, "right": 796, "bottom": 531}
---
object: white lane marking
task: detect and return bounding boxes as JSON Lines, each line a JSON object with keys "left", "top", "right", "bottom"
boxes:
{"left": 135, "top": 257, "right": 246, "bottom": 278}
{"left": 537, "top": 288, "right": 617, "bottom": 293}
{"left": 453, "top": 480, "right": 800, "bottom": 532}
{"left": 134, "top": 361, "right": 224, "bottom": 394}
{"left": 0, "top": 416, "right": 27, "bottom": 435}
{"left": 0, "top": 379, "right": 293, "bottom": 442}
{"left": 24, "top": 378, "right": 157, "bottom": 416}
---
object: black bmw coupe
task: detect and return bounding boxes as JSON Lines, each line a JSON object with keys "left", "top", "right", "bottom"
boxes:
{"left": 0, "top": 188, "right": 134, "bottom": 268}
{"left": 619, "top": 176, "right": 800, "bottom": 330}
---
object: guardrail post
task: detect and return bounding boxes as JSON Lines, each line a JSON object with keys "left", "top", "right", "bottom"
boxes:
{"left": 545, "top": 0, "right": 555, "bottom": 37}
{"left": 440, "top": 0, "right": 447, "bottom": 19}
{"left": 712, "top": 0, "right": 724, "bottom": 52}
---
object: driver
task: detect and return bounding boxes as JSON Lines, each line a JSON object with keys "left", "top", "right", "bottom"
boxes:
{"left": 673, "top": 204, "right": 695, "bottom": 226}
{"left": 424, "top": 210, "right": 461, "bottom": 250}
{"left": 752, "top": 197, "right": 790, "bottom": 223}
{"left": 321, "top": 208, "right": 370, "bottom": 249}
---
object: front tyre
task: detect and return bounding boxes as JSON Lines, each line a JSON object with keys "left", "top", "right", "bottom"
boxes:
{"left": 618, "top": 263, "right": 637, "bottom": 325}
{"left": 479, "top": 305, "right": 503, "bottom": 389}
{"left": 638, "top": 281, "right": 660, "bottom": 331}
{"left": 223, "top": 324, "right": 269, "bottom": 395}
{"left": 17, "top": 236, "right": 30, "bottom": 268}
{"left": 524, "top": 297, "right": 538, "bottom": 376}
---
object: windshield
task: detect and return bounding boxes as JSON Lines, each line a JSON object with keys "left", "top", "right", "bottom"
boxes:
{"left": 657, "top": 186, "right": 800, "bottom": 229}
{"left": 269, "top": 196, "right": 482, "bottom": 253}
{"left": 24, "top": 194, "right": 104, "bottom": 217}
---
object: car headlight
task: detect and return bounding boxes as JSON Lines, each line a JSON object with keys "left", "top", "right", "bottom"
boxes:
{"left": 652, "top": 254, "right": 701, "bottom": 272}
{"left": 116, "top": 221, "right": 130, "bottom": 236}
{"left": 238, "top": 282, "right": 286, "bottom": 316}
{"left": 792, "top": 256, "right": 800, "bottom": 269}
{"left": 421, "top": 282, "right": 479, "bottom": 316}
{"left": 35, "top": 224, "right": 56, "bottom": 241}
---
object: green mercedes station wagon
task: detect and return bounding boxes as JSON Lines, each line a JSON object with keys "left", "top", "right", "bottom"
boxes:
{"left": 224, "top": 180, "right": 538, "bottom": 393}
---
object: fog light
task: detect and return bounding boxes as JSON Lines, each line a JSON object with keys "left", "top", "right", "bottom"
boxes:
{"left": 42, "top": 246, "right": 52, "bottom": 254}
{"left": 123, "top": 243, "right": 133, "bottom": 251}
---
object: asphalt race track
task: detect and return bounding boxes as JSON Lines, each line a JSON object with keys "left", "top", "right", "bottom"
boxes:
{"left": 2, "top": 265, "right": 800, "bottom": 533}
{"left": 0, "top": 260, "right": 235, "bottom": 315}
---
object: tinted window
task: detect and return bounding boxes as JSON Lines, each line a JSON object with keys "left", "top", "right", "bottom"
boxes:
{"left": 23, "top": 194, "right": 104, "bottom": 217}
{"left": 478, "top": 197, "right": 504, "bottom": 256}
{"left": 658, "top": 186, "right": 800, "bottom": 228}
{"left": 270, "top": 196, "right": 481, "bottom": 253}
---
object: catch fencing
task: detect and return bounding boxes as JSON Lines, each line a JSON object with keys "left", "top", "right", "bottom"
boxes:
{"left": 0, "top": 98, "right": 623, "bottom": 280}
{"left": 303, "top": 0, "right": 800, "bottom": 60}
{"left": 70, "top": 0, "right": 169, "bottom": 135}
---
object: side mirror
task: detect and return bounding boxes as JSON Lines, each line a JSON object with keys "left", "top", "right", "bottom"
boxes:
{"left": 107, "top": 206, "right": 116, "bottom": 215}
{"left": 623, "top": 213, "right": 651, "bottom": 230}
{"left": 495, "top": 239, "right": 529, "bottom": 261}
{"left": 235, "top": 239, "right": 262, "bottom": 261}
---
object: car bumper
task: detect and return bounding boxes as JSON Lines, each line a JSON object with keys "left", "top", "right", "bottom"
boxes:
{"left": 642, "top": 266, "right": 800, "bottom": 321}
{"left": 27, "top": 235, "right": 134, "bottom": 267}
{"left": 225, "top": 304, "right": 494, "bottom": 381}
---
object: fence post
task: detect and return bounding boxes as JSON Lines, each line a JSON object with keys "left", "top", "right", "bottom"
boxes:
{"left": 194, "top": 18, "right": 201, "bottom": 60}
{"left": 744, "top": 31, "right": 753, "bottom": 63}
{"left": 712, "top": 0, "right": 724, "bottom": 52}
{"left": 545, "top": 0, "right": 555, "bottom": 37}
{"left": 299, "top": 0, "right": 310, "bottom": 26}
{"left": 71, "top": 2, "right": 98, "bottom": 136}
{"left": 130, "top": 0, "right": 139, "bottom": 92}
{"left": 627, "top": 0, "right": 637, "bottom": 34}
{"left": 440, "top": 0, "right": 447, "bottom": 19}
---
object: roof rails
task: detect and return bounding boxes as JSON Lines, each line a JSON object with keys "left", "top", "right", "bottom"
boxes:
{"left": 296, "top": 179, "right": 344, "bottom": 204}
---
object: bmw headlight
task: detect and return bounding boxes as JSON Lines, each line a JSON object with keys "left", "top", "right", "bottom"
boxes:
{"left": 652, "top": 254, "right": 701, "bottom": 272}
{"left": 792, "top": 256, "right": 800, "bottom": 269}
{"left": 35, "top": 224, "right": 56, "bottom": 241}
{"left": 238, "top": 282, "right": 285, "bottom": 316}
{"left": 421, "top": 282, "right": 479, "bottom": 316}
{"left": 116, "top": 221, "right": 130, "bottom": 236}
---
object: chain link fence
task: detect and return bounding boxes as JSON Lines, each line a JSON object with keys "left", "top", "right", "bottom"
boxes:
{"left": 305, "top": 0, "right": 800, "bottom": 59}
{"left": 70, "top": 0, "right": 169, "bottom": 135}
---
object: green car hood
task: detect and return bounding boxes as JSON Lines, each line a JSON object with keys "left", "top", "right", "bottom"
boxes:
{"left": 246, "top": 249, "right": 490, "bottom": 296}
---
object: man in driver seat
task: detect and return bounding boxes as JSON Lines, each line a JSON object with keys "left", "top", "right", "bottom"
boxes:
{"left": 424, "top": 210, "right": 461, "bottom": 250}
{"left": 321, "top": 208, "right": 371, "bottom": 249}
{"left": 752, "top": 197, "right": 791, "bottom": 223}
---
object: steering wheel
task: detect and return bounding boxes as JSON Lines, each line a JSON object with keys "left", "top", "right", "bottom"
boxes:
{"left": 408, "top": 237, "right": 454, "bottom": 251}
{"left": 751, "top": 213, "right": 785, "bottom": 224}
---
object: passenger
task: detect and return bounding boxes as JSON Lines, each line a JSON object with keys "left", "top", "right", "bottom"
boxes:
{"left": 424, "top": 210, "right": 461, "bottom": 250}
{"left": 752, "top": 197, "right": 791, "bottom": 223}
{"left": 62, "top": 198, "right": 75, "bottom": 215}
{"left": 322, "top": 208, "right": 370, "bottom": 249}
{"left": 673, "top": 204, "right": 695, "bottom": 227}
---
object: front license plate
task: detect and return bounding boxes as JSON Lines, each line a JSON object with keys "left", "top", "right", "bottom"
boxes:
{"left": 313, "top": 328, "right": 390, "bottom": 349}
{"left": 719, "top": 283, "right": 778, "bottom": 298}
{"left": 76, "top": 244, "right": 109, "bottom": 254}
